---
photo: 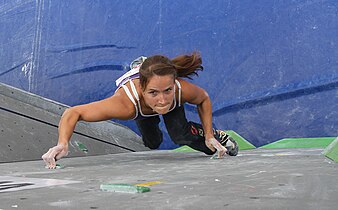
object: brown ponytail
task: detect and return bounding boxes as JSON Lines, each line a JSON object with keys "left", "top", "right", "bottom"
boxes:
{"left": 172, "top": 51, "right": 203, "bottom": 79}
{"left": 139, "top": 51, "right": 203, "bottom": 90}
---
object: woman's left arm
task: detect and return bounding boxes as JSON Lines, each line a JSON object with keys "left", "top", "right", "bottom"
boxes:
{"left": 179, "top": 79, "right": 226, "bottom": 157}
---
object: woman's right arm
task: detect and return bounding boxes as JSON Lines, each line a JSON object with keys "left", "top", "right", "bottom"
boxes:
{"left": 42, "top": 89, "right": 135, "bottom": 168}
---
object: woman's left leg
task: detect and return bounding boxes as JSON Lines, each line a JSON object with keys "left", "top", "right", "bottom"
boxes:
{"left": 162, "top": 106, "right": 215, "bottom": 155}
{"left": 163, "top": 105, "right": 238, "bottom": 156}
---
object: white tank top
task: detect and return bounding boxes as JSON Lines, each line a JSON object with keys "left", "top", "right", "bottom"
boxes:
{"left": 115, "top": 68, "right": 182, "bottom": 120}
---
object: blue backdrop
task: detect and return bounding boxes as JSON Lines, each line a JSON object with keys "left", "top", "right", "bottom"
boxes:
{"left": 1, "top": 0, "right": 337, "bottom": 148}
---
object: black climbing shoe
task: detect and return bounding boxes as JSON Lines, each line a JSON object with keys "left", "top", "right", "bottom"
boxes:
{"left": 215, "top": 130, "right": 238, "bottom": 156}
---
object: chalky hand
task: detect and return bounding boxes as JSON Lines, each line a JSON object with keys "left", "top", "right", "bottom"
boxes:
{"left": 205, "top": 138, "right": 227, "bottom": 158}
{"left": 42, "top": 144, "right": 68, "bottom": 169}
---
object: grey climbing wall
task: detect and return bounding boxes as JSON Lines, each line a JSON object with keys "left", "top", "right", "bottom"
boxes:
{"left": 0, "top": 82, "right": 149, "bottom": 163}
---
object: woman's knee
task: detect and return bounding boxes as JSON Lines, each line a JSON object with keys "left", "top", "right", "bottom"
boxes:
{"left": 142, "top": 136, "right": 163, "bottom": 149}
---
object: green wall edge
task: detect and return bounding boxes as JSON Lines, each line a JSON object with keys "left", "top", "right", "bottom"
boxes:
{"left": 322, "top": 137, "right": 338, "bottom": 163}
{"left": 260, "top": 137, "right": 336, "bottom": 149}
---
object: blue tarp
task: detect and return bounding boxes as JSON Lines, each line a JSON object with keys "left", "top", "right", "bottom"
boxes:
{"left": 1, "top": 0, "right": 337, "bottom": 148}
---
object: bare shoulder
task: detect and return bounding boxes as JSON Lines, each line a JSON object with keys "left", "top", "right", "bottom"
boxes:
{"left": 176, "top": 78, "right": 209, "bottom": 105}
{"left": 73, "top": 87, "right": 136, "bottom": 121}
{"left": 101, "top": 88, "right": 137, "bottom": 119}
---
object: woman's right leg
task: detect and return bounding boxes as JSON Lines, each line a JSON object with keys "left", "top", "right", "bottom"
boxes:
{"left": 135, "top": 116, "right": 163, "bottom": 149}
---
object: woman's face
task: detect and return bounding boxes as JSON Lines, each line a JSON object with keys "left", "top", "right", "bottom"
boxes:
{"left": 142, "top": 75, "right": 175, "bottom": 114}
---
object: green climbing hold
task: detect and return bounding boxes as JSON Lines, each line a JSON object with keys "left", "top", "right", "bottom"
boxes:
{"left": 75, "top": 140, "right": 88, "bottom": 153}
{"left": 100, "top": 184, "right": 150, "bottom": 193}
{"left": 55, "top": 163, "right": 63, "bottom": 169}
{"left": 45, "top": 163, "right": 63, "bottom": 169}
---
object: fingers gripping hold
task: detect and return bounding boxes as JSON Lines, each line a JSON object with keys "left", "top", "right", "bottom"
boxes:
{"left": 206, "top": 138, "right": 227, "bottom": 158}
{"left": 42, "top": 144, "right": 68, "bottom": 169}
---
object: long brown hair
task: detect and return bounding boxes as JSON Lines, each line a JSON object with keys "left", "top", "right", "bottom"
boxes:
{"left": 139, "top": 51, "right": 203, "bottom": 90}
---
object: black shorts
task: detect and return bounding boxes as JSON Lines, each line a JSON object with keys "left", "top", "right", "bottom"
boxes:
{"left": 135, "top": 105, "right": 215, "bottom": 155}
